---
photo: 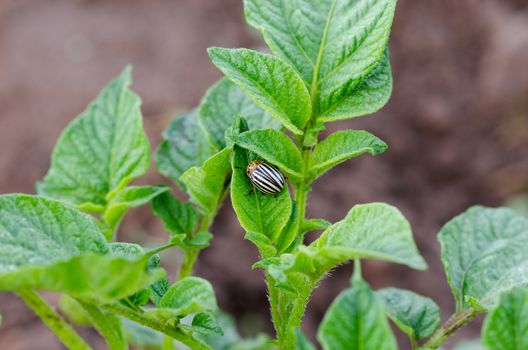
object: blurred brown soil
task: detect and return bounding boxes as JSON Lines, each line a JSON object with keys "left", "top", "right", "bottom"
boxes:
{"left": 0, "top": 0, "right": 527, "bottom": 349}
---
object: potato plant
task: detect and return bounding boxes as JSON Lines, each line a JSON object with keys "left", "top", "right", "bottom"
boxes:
{"left": 1, "top": 0, "right": 528, "bottom": 349}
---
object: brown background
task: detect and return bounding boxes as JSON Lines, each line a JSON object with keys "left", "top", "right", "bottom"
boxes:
{"left": 1, "top": 0, "right": 528, "bottom": 349}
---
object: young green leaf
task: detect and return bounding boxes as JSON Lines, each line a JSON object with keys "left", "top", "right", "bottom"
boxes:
{"left": 103, "top": 185, "right": 170, "bottom": 234}
{"left": 317, "top": 278, "right": 397, "bottom": 350}
{"left": 0, "top": 195, "right": 162, "bottom": 301}
{"left": 275, "top": 203, "right": 299, "bottom": 254}
{"left": 199, "top": 78, "right": 279, "bottom": 149}
{"left": 301, "top": 218, "right": 332, "bottom": 234}
{"left": 482, "top": 288, "right": 528, "bottom": 350}
{"left": 191, "top": 313, "right": 224, "bottom": 336}
{"left": 147, "top": 255, "right": 169, "bottom": 307}
{"left": 151, "top": 191, "right": 200, "bottom": 236}
{"left": 155, "top": 111, "right": 213, "bottom": 189}
{"left": 316, "top": 203, "right": 427, "bottom": 270}
{"left": 244, "top": 0, "right": 396, "bottom": 119}
{"left": 180, "top": 148, "right": 232, "bottom": 216}
{"left": 377, "top": 287, "right": 440, "bottom": 340}
{"left": 245, "top": 232, "right": 277, "bottom": 259}
{"left": 38, "top": 66, "right": 150, "bottom": 210}
{"left": 308, "top": 130, "right": 387, "bottom": 180}
{"left": 208, "top": 47, "right": 311, "bottom": 134}
{"left": 231, "top": 144, "right": 292, "bottom": 241}
{"left": 234, "top": 129, "right": 304, "bottom": 180}
{"left": 438, "top": 206, "right": 528, "bottom": 310}
{"left": 149, "top": 277, "right": 218, "bottom": 319}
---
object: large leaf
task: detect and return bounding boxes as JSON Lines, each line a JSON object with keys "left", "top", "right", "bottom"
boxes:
{"left": 208, "top": 48, "right": 311, "bottom": 134}
{"left": 0, "top": 195, "right": 162, "bottom": 301}
{"left": 151, "top": 191, "right": 200, "bottom": 236}
{"left": 256, "top": 203, "right": 426, "bottom": 293}
{"left": 377, "top": 287, "right": 440, "bottom": 340}
{"left": 231, "top": 143, "right": 292, "bottom": 241}
{"left": 199, "top": 78, "right": 278, "bottom": 149}
{"left": 180, "top": 148, "right": 232, "bottom": 216}
{"left": 38, "top": 67, "right": 150, "bottom": 211}
{"left": 482, "top": 288, "right": 528, "bottom": 350}
{"left": 308, "top": 130, "right": 387, "bottom": 180}
{"left": 439, "top": 206, "right": 528, "bottom": 310}
{"left": 317, "top": 277, "right": 397, "bottom": 350}
{"left": 234, "top": 129, "right": 304, "bottom": 180}
{"left": 244, "top": 0, "right": 396, "bottom": 119}
{"left": 155, "top": 111, "right": 213, "bottom": 189}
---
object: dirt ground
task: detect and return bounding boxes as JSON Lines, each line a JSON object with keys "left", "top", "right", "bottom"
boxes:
{"left": 0, "top": 0, "right": 527, "bottom": 349}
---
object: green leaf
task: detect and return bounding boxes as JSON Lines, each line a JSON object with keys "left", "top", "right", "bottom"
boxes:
{"left": 235, "top": 129, "right": 304, "bottom": 180}
{"left": 245, "top": 0, "right": 396, "bottom": 119}
{"left": 191, "top": 312, "right": 224, "bottom": 336}
{"left": 199, "top": 78, "right": 279, "bottom": 150}
{"left": 103, "top": 185, "right": 170, "bottom": 234}
{"left": 151, "top": 191, "right": 200, "bottom": 236}
{"left": 301, "top": 218, "right": 332, "bottom": 234}
{"left": 231, "top": 144, "right": 292, "bottom": 240}
{"left": 295, "top": 329, "right": 316, "bottom": 350}
{"left": 155, "top": 111, "right": 213, "bottom": 189}
{"left": 147, "top": 255, "right": 169, "bottom": 307}
{"left": 377, "top": 287, "right": 440, "bottom": 340}
{"left": 438, "top": 206, "right": 528, "bottom": 310}
{"left": 208, "top": 47, "right": 311, "bottom": 135}
{"left": 0, "top": 195, "right": 162, "bottom": 301}
{"left": 308, "top": 130, "right": 387, "bottom": 180}
{"left": 320, "top": 51, "right": 393, "bottom": 122}
{"left": 482, "top": 288, "right": 528, "bottom": 350}
{"left": 275, "top": 203, "right": 299, "bottom": 254}
{"left": 38, "top": 66, "right": 150, "bottom": 210}
{"left": 257, "top": 203, "right": 426, "bottom": 292}
{"left": 453, "top": 340, "right": 484, "bottom": 350}
{"left": 151, "top": 277, "right": 218, "bottom": 318}
{"left": 317, "top": 278, "right": 397, "bottom": 350}
{"left": 180, "top": 148, "right": 232, "bottom": 216}
{"left": 169, "top": 232, "right": 214, "bottom": 249}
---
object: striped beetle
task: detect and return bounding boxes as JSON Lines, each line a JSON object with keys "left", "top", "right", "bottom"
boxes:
{"left": 246, "top": 160, "right": 285, "bottom": 195}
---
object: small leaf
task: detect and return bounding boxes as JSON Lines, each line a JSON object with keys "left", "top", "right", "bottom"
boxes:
{"left": 377, "top": 287, "right": 440, "bottom": 340}
{"left": 147, "top": 255, "right": 169, "bottom": 307}
{"left": 317, "top": 278, "right": 397, "bottom": 350}
{"left": 231, "top": 143, "right": 292, "bottom": 240}
{"left": 103, "top": 185, "right": 170, "bottom": 234}
{"left": 155, "top": 111, "right": 213, "bottom": 189}
{"left": 235, "top": 129, "right": 304, "bottom": 180}
{"left": 180, "top": 148, "right": 232, "bottom": 216}
{"left": 275, "top": 203, "right": 299, "bottom": 254}
{"left": 295, "top": 329, "right": 316, "bottom": 350}
{"left": 208, "top": 47, "right": 311, "bottom": 134}
{"left": 192, "top": 312, "right": 224, "bottom": 336}
{"left": 151, "top": 191, "right": 200, "bottom": 236}
{"left": 245, "top": 0, "right": 396, "bottom": 119}
{"left": 38, "top": 66, "right": 150, "bottom": 210}
{"left": 199, "top": 78, "right": 279, "bottom": 150}
{"left": 308, "top": 130, "right": 387, "bottom": 180}
{"left": 301, "top": 218, "right": 332, "bottom": 234}
{"left": 0, "top": 195, "right": 162, "bottom": 301}
{"left": 156, "top": 277, "right": 218, "bottom": 317}
{"left": 438, "top": 206, "right": 528, "bottom": 310}
{"left": 482, "top": 288, "right": 528, "bottom": 350}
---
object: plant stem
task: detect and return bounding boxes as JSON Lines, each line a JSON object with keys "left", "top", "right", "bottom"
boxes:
{"left": 178, "top": 248, "right": 199, "bottom": 280}
{"left": 422, "top": 308, "right": 479, "bottom": 348}
{"left": 100, "top": 302, "right": 212, "bottom": 350}
{"left": 17, "top": 290, "right": 92, "bottom": 350}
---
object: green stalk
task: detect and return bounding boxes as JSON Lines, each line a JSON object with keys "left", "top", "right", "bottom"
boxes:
{"left": 422, "top": 308, "right": 479, "bottom": 348}
{"left": 76, "top": 300, "right": 126, "bottom": 350}
{"left": 178, "top": 248, "right": 199, "bottom": 280}
{"left": 17, "top": 290, "right": 92, "bottom": 350}
{"left": 100, "top": 302, "right": 212, "bottom": 350}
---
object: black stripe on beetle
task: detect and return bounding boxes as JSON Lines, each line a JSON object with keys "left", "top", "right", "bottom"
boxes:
{"left": 246, "top": 160, "right": 285, "bottom": 195}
